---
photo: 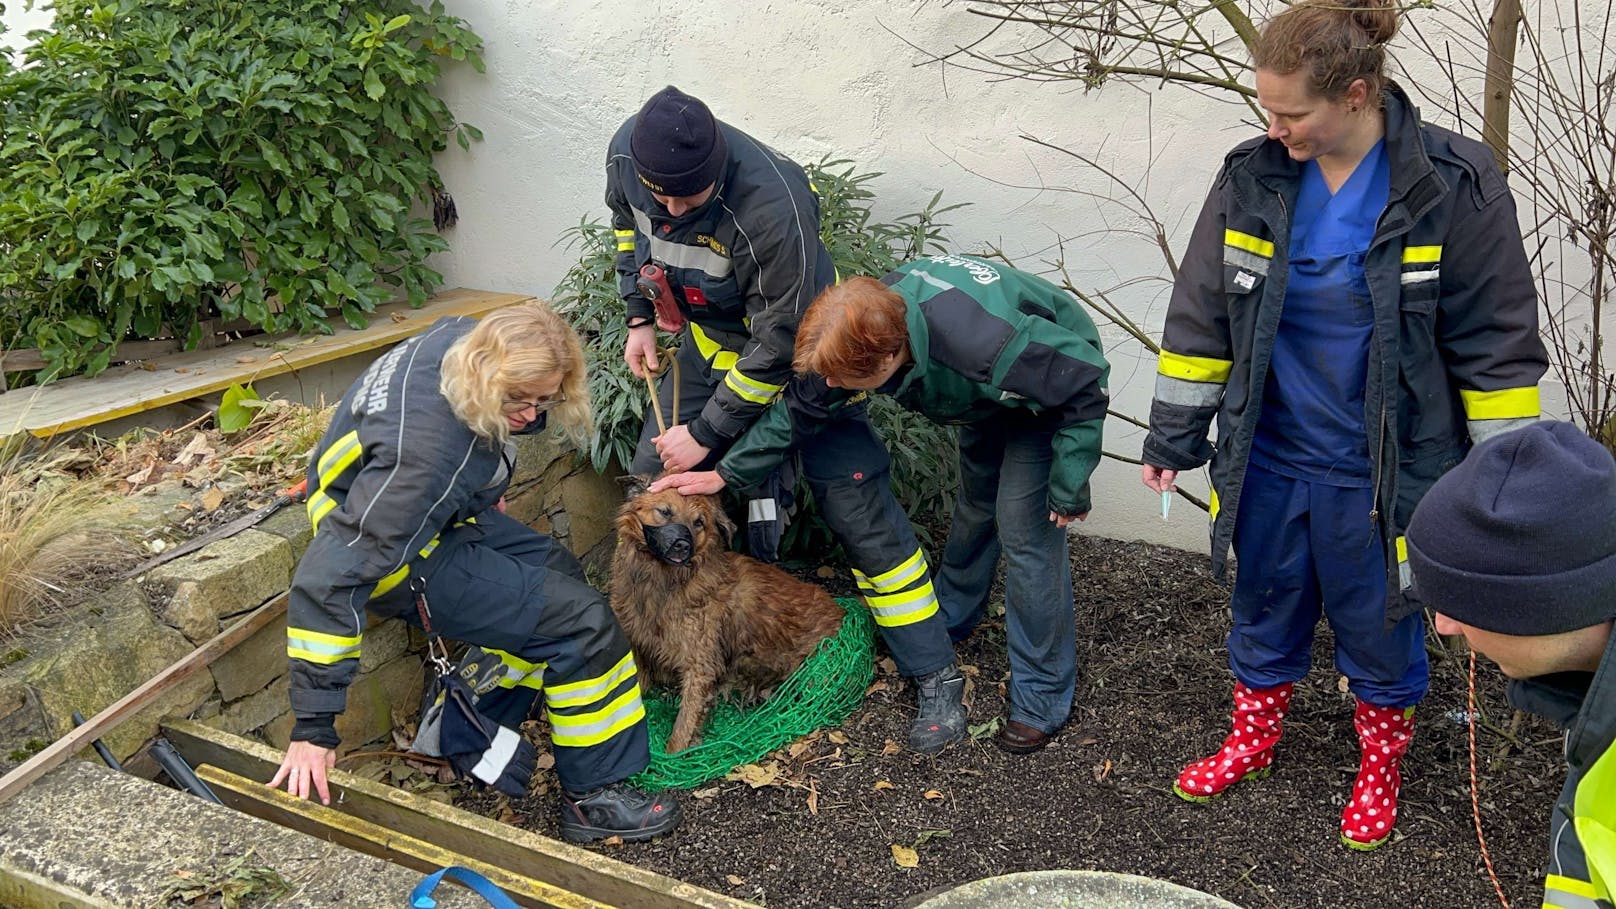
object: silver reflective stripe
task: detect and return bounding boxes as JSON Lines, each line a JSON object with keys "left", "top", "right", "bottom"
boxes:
{"left": 1154, "top": 374, "right": 1224, "bottom": 408}
{"left": 870, "top": 589, "right": 940, "bottom": 622}
{"left": 1469, "top": 416, "right": 1537, "bottom": 445}
{"left": 1400, "top": 266, "right": 1440, "bottom": 286}
{"left": 470, "top": 725, "right": 520, "bottom": 785}
{"left": 1542, "top": 885, "right": 1602, "bottom": 909}
{"left": 550, "top": 694, "right": 644, "bottom": 742}
{"left": 630, "top": 208, "right": 733, "bottom": 278}
{"left": 909, "top": 268, "right": 955, "bottom": 293}
{"left": 1223, "top": 246, "right": 1269, "bottom": 276}
{"left": 1398, "top": 560, "right": 1412, "bottom": 591}
{"left": 857, "top": 560, "right": 926, "bottom": 594}
{"left": 748, "top": 498, "right": 778, "bottom": 523}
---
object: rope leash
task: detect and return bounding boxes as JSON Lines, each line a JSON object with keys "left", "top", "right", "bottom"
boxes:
{"left": 1469, "top": 648, "right": 1512, "bottom": 909}
{"left": 643, "top": 346, "right": 680, "bottom": 436}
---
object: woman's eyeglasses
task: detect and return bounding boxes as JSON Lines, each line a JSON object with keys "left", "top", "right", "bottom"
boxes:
{"left": 500, "top": 393, "right": 566, "bottom": 415}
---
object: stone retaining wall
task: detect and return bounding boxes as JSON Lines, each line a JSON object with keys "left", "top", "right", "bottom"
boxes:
{"left": 0, "top": 432, "right": 620, "bottom": 771}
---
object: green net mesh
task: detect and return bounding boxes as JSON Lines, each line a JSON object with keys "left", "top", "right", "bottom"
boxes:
{"left": 630, "top": 597, "right": 875, "bottom": 790}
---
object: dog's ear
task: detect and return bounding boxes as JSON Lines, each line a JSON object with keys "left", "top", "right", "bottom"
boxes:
{"left": 618, "top": 474, "right": 654, "bottom": 500}
{"left": 715, "top": 504, "right": 737, "bottom": 548}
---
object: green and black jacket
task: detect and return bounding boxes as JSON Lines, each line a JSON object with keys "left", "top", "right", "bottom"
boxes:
{"left": 720, "top": 254, "right": 1110, "bottom": 517}
{"left": 1143, "top": 84, "right": 1547, "bottom": 622}
{"left": 606, "top": 118, "right": 836, "bottom": 452}
{"left": 1512, "top": 631, "right": 1616, "bottom": 908}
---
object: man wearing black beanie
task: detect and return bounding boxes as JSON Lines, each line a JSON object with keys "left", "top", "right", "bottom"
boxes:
{"left": 1406, "top": 421, "right": 1615, "bottom": 908}
{"left": 603, "top": 88, "right": 970, "bottom": 755}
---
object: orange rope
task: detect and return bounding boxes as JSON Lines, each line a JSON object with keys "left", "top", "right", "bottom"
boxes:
{"left": 1469, "top": 649, "right": 1513, "bottom": 909}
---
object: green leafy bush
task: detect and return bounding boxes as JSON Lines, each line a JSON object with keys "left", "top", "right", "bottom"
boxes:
{"left": 0, "top": 0, "right": 483, "bottom": 382}
{"left": 552, "top": 158, "right": 965, "bottom": 554}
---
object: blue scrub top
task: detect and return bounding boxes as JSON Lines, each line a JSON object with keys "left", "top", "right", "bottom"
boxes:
{"left": 1250, "top": 140, "right": 1390, "bottom": 487}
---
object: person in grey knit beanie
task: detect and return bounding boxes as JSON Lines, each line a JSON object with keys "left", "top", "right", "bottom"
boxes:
{"left": 1406, "top": 420, "right": 1615, "bottom": 907}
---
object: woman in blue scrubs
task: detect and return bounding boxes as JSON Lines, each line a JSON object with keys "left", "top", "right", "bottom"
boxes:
{"left": 1140, "top": 0, "right": 1547, "bottom": 850}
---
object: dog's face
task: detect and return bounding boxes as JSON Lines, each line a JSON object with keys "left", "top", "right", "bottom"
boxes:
{"left": 616, "top": 477, "right": 735, "bottom": 567}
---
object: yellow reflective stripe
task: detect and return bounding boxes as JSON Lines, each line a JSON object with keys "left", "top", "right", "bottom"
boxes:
{"left": 493, "top": 649, "right": 547, "bottom": 691}
{"left": 724, "top": 369, "right": 783, "bottom": 405}
{"left": 617, "top": 241, "right": 634, "bottom": 252}
{"left": 690, "top": 322, "right": 740, "bottom": 372}
{"left": 1158, "top": 350, "right": 1233, "bottom": 384}
{"left": 1224, "top": 229, "right": 1274, "bottom": 258}
{"left": 1545, "top": 874, "right": 1602, "bottom": 906}
{"left": 865, "top": 584, "right": 941, "bottom": 628}
{"left": 549, "top": 686, "right": 647, "bottom": 747}
{"left": 1402, "top": 245, "right": 1443, "bottom": 264}
{"left": 1394, "top": 536, "right": 1407, "bottom": 564}
{"left": 614, "top": 229, "right": 634, "bottom": 238}
{"left": 316, "top": 430, "right": 360, "bottom": 478}
{"left": 545, "top": 652, "right": 638, "bottom": 708}
{"left": 853, "top": 548, "right": 927, "bottom": 593}
{"left": 369, "top": 534, "right": 443, "bottom": 598}
{"left": 1461, "top": 386, "right": 1541, "bottom": 421}
{"left": 306, "top": 490, "right": 338, "bottom": 529}
{"left": 287, "top": 628, "right": 362, "bottom": 665}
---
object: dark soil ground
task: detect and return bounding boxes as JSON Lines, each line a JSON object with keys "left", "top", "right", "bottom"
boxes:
{"left": 458, "top": 534, "right": 1563, "bottom": 909}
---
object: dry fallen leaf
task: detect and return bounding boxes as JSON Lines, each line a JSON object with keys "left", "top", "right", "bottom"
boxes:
{"left": 877, "top": 657, "right": 898, "bottom": 676}
{"left": 725, "top": 874, "right": 746, "bottom": 886}
{"left": 873, "top": 780, "right": 894, "bottom": 791}
{"left": 1337, "top": 675, "right": 1351, "bottom": 694}
{"left": 693, "top": 786, "right": 721, "bottom": 800}
{"left": 725, "top": 761, "right": 782, "bottom": 789}
{"left": 923, "top": 789, "right": 944, "bottom": 800}
{"left": 866, "top": 680, "right": 890, "bottom": 696}
{"left": 534, "top": 752, "right": 556, "bottom": 771}
{"left": 390, "top": 312, "right": 409, "bottom": 323}
{"left": 1092, "top": 758, "right": 1114, "bottom": 783}
{"left": 200, "top": 487, "right": 225, "bottom": 512}
{"left": 600, "top": 835, "right": 624, "bottom": 847}
{"left": 828, "top": 731, "right": 848, "bottom": 745}
{"left": 788, "top": 740, "right": 813, "bottom": 760}
{"left": 1079, "top": 736, "right": 1099, "bottom": 746}
{"left": 890, "top": 844, "right": 919, "bottom": 869}
{"left": 806, "top": 782, "right": 820, "bottom": 816}
{"left": 815, "top": 565, "right": 836, "bottom": 578}
{"left": 880, "top": 739, "right": 902, "bottom": 757}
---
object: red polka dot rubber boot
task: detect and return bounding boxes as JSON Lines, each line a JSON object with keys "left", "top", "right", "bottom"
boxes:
{"left": 1173, "top": 681, "right": 1293, "bottom": 802}
{"left": 1339, "top": 699, "right": 1415, "bottom": 851}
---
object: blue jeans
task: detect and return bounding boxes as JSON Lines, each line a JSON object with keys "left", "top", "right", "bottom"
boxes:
{"left": 938, "top": 418, "right": 1076, "bottom": 733}
{"left": 1227, "top": 460, "right": 1429, "bottom": 707}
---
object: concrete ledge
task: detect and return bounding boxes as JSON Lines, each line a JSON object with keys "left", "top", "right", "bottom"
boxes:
{"left": 0, "top": 760, "right": 486, "bottom": 908}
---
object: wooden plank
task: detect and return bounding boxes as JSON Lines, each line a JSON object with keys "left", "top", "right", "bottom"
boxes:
{"left": 196, "top": 764, "right": 609, "bottom": 909}
{"left": 164, "top": 720, "right": 751, "bottom": 909}
{"left": 0, "top": 288, "right": 534, "bottom": 441}
{"left": 0, "top": 596, "right": 287, "bottom": 805}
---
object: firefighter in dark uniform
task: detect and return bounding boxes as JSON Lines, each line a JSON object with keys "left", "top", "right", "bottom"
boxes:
{"left": 605, "top": 86, "right": 966, "bottom": 753}
{"left": 654, "top": 255, "right": 1110, "bottom": 755}
{"left": 269, "top": 303, "right": 681, "bottom": 844}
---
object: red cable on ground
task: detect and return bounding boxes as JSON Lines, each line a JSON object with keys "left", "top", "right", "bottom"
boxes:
{"left": 1469, "top": 649, "right": 1513, "bottom": 909}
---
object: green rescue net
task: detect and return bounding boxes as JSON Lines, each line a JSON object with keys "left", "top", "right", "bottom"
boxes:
{"left": 630, "top": 597, "right": 875, "bottom": 790}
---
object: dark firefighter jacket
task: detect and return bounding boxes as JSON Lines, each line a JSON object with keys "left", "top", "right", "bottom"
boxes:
{"left": 1511, "top": 630, "right": 1616, "bottom": 908}
{"left": 287, "top": 317, "right": 532, "bottom": 721}
{"left": 606, "top": 117, "right": 836, "bottom": 453}
{"left": 720, "top": 254, "right": 1111, "bottom": 517}
{"left": 1142, "top": 84, "right": 1546, "bottom": 623}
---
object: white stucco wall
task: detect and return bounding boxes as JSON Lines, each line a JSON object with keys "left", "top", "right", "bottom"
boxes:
{"left": 0, "top": 0, "right": 1583, "bottom": 551}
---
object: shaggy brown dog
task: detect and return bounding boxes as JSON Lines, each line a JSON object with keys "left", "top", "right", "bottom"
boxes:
{"left": 610, "top": 478, "right": 845, "bottom": 753}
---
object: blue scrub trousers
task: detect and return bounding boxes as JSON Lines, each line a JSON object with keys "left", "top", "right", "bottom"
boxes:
{"left": 938, "top": 417, "right": 1076, "bottom": 734}
{"left": 1227, "top": 460, "right": 1428, "bottom": 708}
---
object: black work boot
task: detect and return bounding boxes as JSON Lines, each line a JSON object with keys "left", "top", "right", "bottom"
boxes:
{"left": 908, "top": 664, "right": 967, "bottom": 754}
{"left": 558, "top": 783, "right": 681, "bottom": 843}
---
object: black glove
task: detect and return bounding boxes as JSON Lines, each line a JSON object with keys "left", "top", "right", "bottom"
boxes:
{"left": 438, "top": 677, "right": 537, "bottom": 798}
